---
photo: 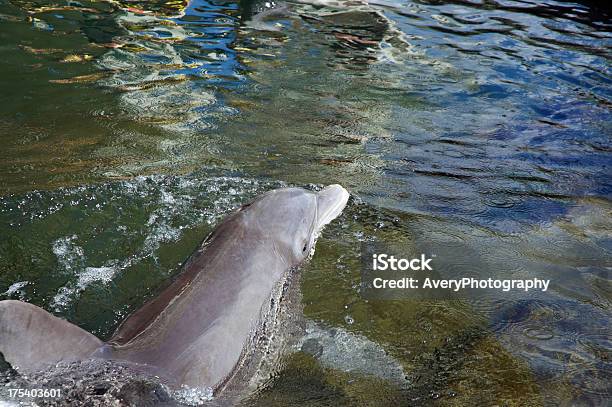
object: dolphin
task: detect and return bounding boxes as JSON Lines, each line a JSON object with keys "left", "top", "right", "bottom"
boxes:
{"left": 0, "top": 185, "right": 349, "bottom": 395}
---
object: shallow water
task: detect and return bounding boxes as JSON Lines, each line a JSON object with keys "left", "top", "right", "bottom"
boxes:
{"left": 0, "top": 0, "right": 610, "bottom": 405}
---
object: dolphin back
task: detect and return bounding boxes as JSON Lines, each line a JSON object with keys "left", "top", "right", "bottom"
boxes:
{"left": 0, "top": 300, "right": 103, "bottom": 373}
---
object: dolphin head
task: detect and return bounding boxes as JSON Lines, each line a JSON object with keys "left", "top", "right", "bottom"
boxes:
{"left": 243, "top": 185, "right": 350, "bottom": 265}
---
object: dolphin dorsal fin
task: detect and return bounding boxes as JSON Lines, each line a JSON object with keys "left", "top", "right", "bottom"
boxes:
{"left": 0, "top": 300, "right": 103, "bottom": 373}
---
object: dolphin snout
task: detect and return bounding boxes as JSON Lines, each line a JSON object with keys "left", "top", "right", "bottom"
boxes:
{"left": 316, "top": 184, "right": 350, "bottom": 229}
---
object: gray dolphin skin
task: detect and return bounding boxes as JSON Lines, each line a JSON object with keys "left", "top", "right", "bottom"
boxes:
{"left": 0, "top": 185, "right": 350, "bottom": 393}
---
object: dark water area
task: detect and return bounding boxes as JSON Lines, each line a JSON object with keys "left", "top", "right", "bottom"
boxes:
{"left": 0, "top": 0, "right": 610, "bottom": 405}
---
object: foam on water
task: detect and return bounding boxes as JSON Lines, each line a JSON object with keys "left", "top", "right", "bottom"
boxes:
{"left": 299, "top": 320, "right": 408, "bottom": 387}
{"left": 51, "top": 235, "right": 84, "bottom": 272}
{"left": 2, "top": 174, "right": 285, "bottom": 314}
{"left": 51, "top": 246, "right": 119, "bottom": 311}
{"left": 2, "top": 281, "right": 28, "bottom": 298}
{"left": 172, "top": 385, "right": 214, "bottom": 406}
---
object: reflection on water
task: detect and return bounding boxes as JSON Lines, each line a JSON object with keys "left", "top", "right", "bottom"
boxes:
{"left": 0, "top": 0, "right": 610, "bottom": 405}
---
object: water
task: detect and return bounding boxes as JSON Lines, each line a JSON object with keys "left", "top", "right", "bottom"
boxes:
{"left": 0, "top": 0, "right": 610, "bottom": 405}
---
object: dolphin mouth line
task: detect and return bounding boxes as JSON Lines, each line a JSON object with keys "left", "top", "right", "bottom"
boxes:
{"left": 315, "top": 184, "right": 350, "bottom": 231}
{"left": 305, "top": 184, "right": 349, "bottom": 258}
{"left": 316, "top": 195, "right": 347, "bottom": 230}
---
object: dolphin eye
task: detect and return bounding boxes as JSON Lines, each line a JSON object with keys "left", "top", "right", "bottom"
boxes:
{"left": 302, "top": 243, "right": 308, "bottom": 252}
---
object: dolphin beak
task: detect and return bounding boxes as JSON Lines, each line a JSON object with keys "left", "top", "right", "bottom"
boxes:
{"left": 316, "top": 184, "right": 350, "bottom": 230}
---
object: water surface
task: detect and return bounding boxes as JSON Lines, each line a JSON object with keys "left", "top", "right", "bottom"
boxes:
{"left": 0, "top": 0, "right": 610, "bottom": 405}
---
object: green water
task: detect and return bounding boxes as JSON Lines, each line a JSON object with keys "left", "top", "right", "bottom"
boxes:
{"left": 1, "top": 0, "right": 610, "bottom": 405}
